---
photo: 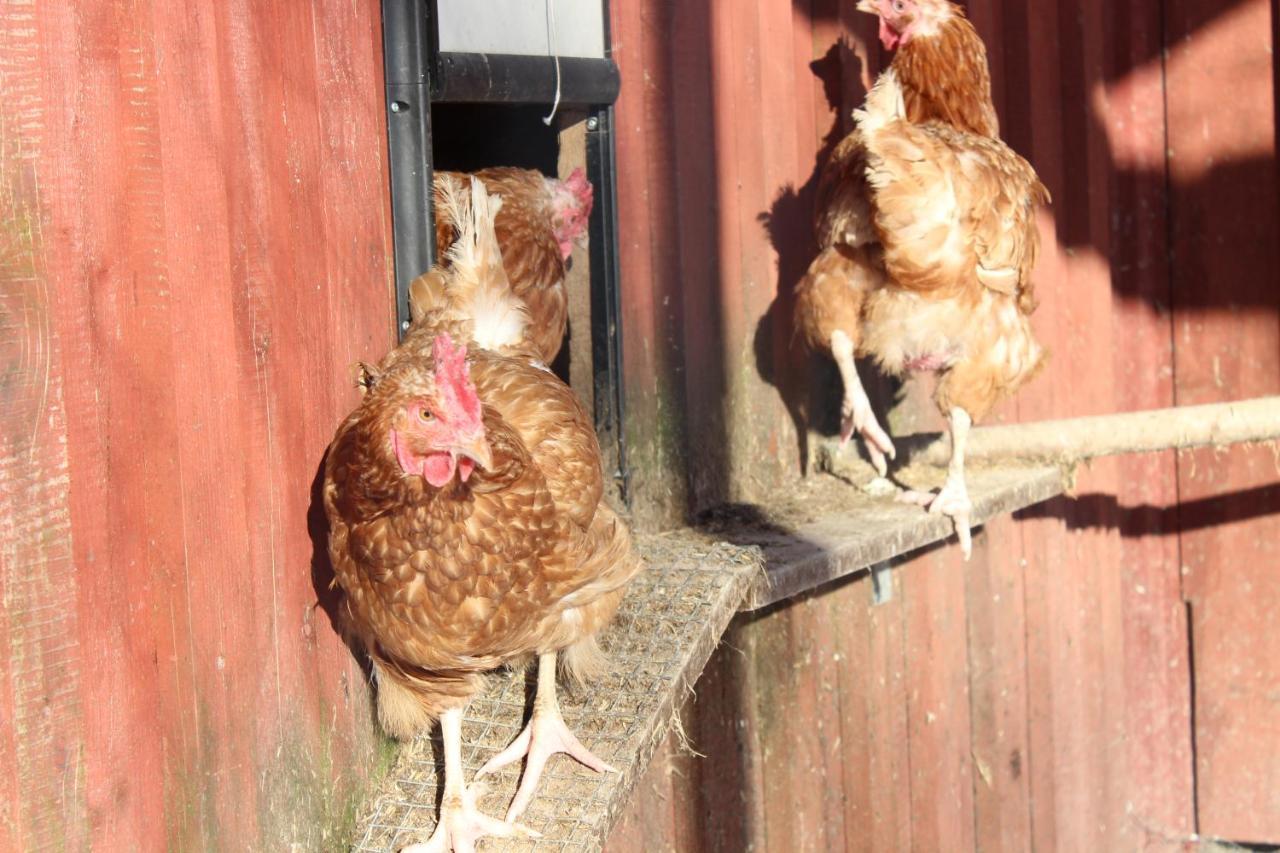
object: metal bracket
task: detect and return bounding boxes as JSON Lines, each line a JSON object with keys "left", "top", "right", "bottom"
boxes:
{"left": 871, "top": 560, "right": 894, "bottom": 605}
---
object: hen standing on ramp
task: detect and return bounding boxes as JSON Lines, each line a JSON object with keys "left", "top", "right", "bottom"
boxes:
{"left": 324, "top": 177, "right": 640, "bottom": 852}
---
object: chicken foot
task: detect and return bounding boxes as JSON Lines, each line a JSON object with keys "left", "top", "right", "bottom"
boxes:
{"left": 831, "top": 329, "right": 896, "bottom": 476}
{"left": 477, "top": 651, "right": 616, "bottom": 822}
{"left": 899, "top": 407, "right": 974, "bottom": 559}
{"left": 402, "top": 707, "right": 539, "bottom": 853}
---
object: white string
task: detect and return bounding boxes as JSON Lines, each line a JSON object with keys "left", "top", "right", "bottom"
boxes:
{"left": 542, "top": 0, "right": 562, "bottom": 125}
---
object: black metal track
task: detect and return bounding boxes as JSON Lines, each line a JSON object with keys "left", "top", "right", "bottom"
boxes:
{"left": 381, "top": 0, "right": 435, "bottom": 337}
{"left": 431, "top": 53, "right": 620, "bottom": 106}
{"left": 586, "top": 105, "right": 628, "bottom": 502}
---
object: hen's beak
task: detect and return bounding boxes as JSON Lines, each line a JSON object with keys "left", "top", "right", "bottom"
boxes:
{"left": 856, "top": 0, "right": 876, "bottom": 12}
{"left": 450, "top": 433, "right": 493, "bottom": 472}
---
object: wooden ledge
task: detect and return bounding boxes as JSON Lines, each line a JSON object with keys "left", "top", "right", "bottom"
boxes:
{"left": 350, "top": 460, "right": 1067, "bottom": 850}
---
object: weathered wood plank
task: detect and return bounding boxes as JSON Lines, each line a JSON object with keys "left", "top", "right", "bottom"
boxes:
{"left": 38, "top": 0, "right": 189, "bottom": 846}
{"left": 743, "top": 465, "right": 1064, "bottom": 609}
{"left": 687, "top": 623, "right": 767, "bottom": 853}
{"left": 1165, "top": 0, "right": 1280, "bottom": 838}
{"left": 0, "top": 3, "right": 87, "bottom": 843}
{"left": 1104, "top": 0, "right": 1194, "bottom": 842}
{"left": 964, "top": 518, "right": 1032, "bottom": 851}
{"left": 0, "top": 0, "right": 391, "bottom": 847}
{"left": 608, "top": 0, "right": 691, "bottom": 530}
{"left": 902, "top": 545, "right": 976, "bottom": 851}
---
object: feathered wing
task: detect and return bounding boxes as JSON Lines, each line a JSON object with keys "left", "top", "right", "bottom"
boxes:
{"left": 814, "top": 132, "right": 877, "bottom": 250}
{"left": 856, "top": 69, "right": 1048, "bottom": 307}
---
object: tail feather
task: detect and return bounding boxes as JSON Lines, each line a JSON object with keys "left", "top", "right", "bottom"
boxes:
{"left": 371, "top": 658, "right": 482, "bottom": 739}
{"left": 432, "top": 176, "right": 532, "bottom": 352}
{"left": 856, "top": 69, "right": 972, "bottom": 293}
{"left": 441, "top": 174, "right": 505, "bottom": 279}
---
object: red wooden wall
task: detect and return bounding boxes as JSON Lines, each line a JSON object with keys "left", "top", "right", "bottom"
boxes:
{"left": 0, "top": 0, "right": 392, "bottom": 848}
{"left": 606, "top": 0, "right": 1280, "bottom": 849}
{"left": 2, "top": 0, "right": 1277, "bottom": 849}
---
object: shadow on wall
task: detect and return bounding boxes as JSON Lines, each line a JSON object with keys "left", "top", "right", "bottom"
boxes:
{"left": 1016, "top": 483, "right": 1280, "bottom": 537}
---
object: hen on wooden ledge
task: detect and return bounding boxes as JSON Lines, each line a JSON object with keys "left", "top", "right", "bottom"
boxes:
{"left": 325, "top": 176, "right": 639, "bottom": 852}
{"left": 795, "top": 0, "right": 1049, "bottom": 558}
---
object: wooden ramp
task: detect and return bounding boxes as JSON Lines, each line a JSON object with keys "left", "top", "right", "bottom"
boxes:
{"left": 350, "top": 462, "right": 1065, "bottom": 851}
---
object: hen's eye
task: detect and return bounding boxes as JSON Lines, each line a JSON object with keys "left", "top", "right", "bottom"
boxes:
{"left": 418, "top": 408, "right": 434, "bottom": 421}
{"left": 892, "top": 0, "right": 906, "bottom": 11}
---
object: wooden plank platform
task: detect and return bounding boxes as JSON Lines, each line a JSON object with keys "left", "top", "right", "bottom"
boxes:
{"left": 728, "top": 461, "right": 1067, "bottom": 609}
{"left": 350, "top": 462, "right": 1067, "bottom": 851}
{"left": 352, "top": 534, "right": 762, "bottom": 851}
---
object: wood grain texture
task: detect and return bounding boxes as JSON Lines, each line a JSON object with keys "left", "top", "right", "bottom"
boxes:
{"left": 1165, "top": 0, "right": 1280, "bottom": 839}
{"left": 0, "top": 3, "right": 86, "bottom": 844}
{"left": 0, "top": 0, "right": 393, "bottom": 847}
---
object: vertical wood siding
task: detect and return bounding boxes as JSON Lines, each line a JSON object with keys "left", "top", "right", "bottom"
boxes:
{"left": 607, "top": 0, "right": 1278, "bottom": 848}
{"left": 0, "top": 0, "right": 393, "bottom": 847}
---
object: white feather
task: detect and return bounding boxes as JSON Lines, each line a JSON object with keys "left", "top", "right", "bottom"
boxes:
{"left": 437, "top": 176, "right": 530, "bottom": 351}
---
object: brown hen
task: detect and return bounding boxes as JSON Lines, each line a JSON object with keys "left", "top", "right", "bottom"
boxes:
{"left": 417, "top": 167, "right": 593, "bottom": 365}
{"left": 325, "top": 176, "right": 638, "bottom": 851}
{"left": 796, "top": 1, "right": 1049, "bottom": 558}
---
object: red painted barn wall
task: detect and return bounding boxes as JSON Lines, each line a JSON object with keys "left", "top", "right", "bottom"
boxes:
{"left": 607, "top": 0, "right": 1278, "bottom": 848}
{"left": 0, "top": 0, "right": 393, "bottom": 848}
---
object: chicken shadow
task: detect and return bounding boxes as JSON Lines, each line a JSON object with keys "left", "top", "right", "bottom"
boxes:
{"left": 306, "top": 455, "right": 382, "bottom": 736}
{"left": 753, "top": 38, "right": 903, "bottom": 476}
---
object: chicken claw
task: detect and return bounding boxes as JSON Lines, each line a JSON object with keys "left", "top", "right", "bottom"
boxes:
{"left": 840, "top": 394, "right": 896, "bottom": 477}
{"left": 898, "top": 475, "right": 973, "bottom": 559}
{"left": 477, "top": 651, "right": 616, "bottom": 822}
{"left": 897, "top": 406, "right": 974, "bottom": 560}
{"left": 831, "top": 329, "right": 896, "bottom": 476}
{"left": 401, "top": 707, "right": 540, "bottom": 853}
{"left": 402, "top": 780, "right": 539, "bottom": 853}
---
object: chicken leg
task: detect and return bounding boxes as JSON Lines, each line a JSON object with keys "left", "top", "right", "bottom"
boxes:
{"left": 831, "top": 329, "right": 896, "bottom": 476}
{"left": 477, "top": 651, "right": 616, "bottom": 822}
{"left": 900, "top": 407, "right": 974, "bottom": 559}
{"left": 401, "top": 707, "right": 538, "bottom": 853}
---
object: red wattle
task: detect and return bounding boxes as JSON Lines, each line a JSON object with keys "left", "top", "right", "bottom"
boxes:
{"left": 458, "top": 457, "right": 476, "bottom": 482}
{"left": 879, "top": 19, "right": 902, "bottom": 51}
{"left": 422, "top": 453, "right": 457, "bottom": 488}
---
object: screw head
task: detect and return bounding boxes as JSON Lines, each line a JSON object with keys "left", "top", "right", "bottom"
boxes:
{"left": 390, "top": 100, "right": 409, "bottom": 114}
{"left": 586, "top": 116, "right": 599, "bottom": 131}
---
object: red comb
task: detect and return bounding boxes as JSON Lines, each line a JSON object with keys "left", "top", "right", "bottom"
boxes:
{"left": 565, "top": 168, "right": 593, "bottom": 207}
{"left": 432, "top": 333, "right": 483, "bottom": 430}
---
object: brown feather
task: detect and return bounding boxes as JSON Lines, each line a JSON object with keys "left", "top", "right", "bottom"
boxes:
{"left": 325, "top": 181, "right": 640, "bottom": 735}
{"left": 434, "top": 168, "right": 569, "bottom": 363}
{"left": 893, "top": 6, "right": 1000, "bottom": 139}
{"left": 797, "top": 4, "right": 1049, "bottom": 429}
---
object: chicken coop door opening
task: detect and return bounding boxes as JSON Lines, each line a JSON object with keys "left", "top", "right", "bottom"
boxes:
{"left": 431, "top": 103, "right": 571, "bottom": 381}
{"left": 380, "top": 0, "right": 628, "bottom": 502}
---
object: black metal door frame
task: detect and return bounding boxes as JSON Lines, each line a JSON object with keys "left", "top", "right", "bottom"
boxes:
{"left": 379, "top": 0, "right": 629, "bottom": 501}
